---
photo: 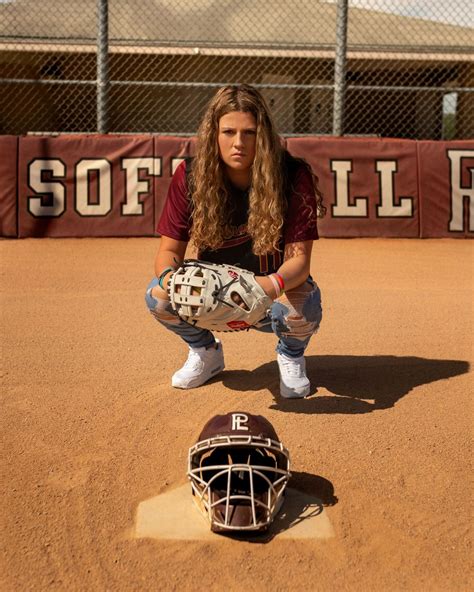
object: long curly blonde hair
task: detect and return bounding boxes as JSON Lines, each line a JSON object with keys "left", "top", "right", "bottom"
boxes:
{"left": 189, "top": 84, "right": 285, "bottom": 255}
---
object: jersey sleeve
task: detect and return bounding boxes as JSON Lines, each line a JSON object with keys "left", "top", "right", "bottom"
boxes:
{"left": 156, "top": 160, "right": 191, "bottom": 241}
{"left": 283, "top": 163, "right": 319, "bottom": 244}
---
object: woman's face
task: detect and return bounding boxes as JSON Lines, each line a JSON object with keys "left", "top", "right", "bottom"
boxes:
{"left": 217, "top": 111, "right": 257, "bottom": 176}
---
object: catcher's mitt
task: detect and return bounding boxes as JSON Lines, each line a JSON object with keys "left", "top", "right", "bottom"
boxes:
{"left": 167, "top": 260, "right": 273, "bottom": 332}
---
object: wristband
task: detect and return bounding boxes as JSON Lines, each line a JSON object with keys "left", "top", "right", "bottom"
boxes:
{"left": 158, "top": 266, "right": 174, "bottom": 289}
{"left": 269, "top": 274, "right": 282, "bottom": 298}
{"left": 274, "top": 273, "right": 285, "bottom": 291}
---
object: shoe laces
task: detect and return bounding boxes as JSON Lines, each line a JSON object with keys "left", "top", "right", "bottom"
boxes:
{"left": 279, "top": 355, "right": 304, "bottom": 377}
{"left": 183, "top": 348, "right": 205, "bottom": 371}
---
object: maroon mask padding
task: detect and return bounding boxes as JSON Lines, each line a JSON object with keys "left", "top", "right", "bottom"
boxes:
{"left": 210, "top": 495, "right": 268, "bottom": 532}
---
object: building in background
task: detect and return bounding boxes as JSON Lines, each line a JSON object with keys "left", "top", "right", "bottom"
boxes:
{"left": 0, "top": 0, "right": 473, "bottom": 138}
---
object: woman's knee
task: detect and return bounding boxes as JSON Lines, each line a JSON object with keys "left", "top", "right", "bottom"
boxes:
{"left": 285, "top": 280, "right": 322, "bottom": 319}
{"left": 145, "top": 278, "right": 178, "bottom": 323}
{"left": 145, "top": 278, "right": 160, "bottom": 311}
{"left": 271, "top": 281, "right": 322, "bottom": 339}
{"left": 301, "top": 283, "right": 322, "bottom": 324}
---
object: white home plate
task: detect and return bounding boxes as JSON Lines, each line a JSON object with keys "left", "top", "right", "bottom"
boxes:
{"left": 134, "top": 484, "right": 334, "bottom": 541}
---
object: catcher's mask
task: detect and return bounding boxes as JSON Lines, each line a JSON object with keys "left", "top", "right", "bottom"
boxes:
{"left": 187, "top": 412, "right": 290, "bottom": 534}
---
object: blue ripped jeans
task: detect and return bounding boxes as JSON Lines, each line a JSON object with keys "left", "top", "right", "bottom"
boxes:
{"left": 145, "top": 277, "right": 322, "bottom": 358}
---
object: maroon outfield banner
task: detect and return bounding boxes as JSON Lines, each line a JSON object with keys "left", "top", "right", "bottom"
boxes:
{"left": 287, "top": 137, "right": 420, "bottom": 238}
{"left": 2, "top": 135, "right": 472, "bottom": 238}
{"left": 18, "top": 135, "right": 156, "bottom": 237}
{"left": 417, "top": 141, "right": 474, "bottom": 238}
{"left": 0, "top": 135, "right": 19, "bottom": 237}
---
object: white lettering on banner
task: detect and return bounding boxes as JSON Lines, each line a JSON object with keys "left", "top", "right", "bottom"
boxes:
{"left": 330, "top": 160, "right": 368, "bottom": 217}
{"left": 75, "top": 159, "right": 112, "bottom": 217}
{"left": 25, "top": 154, "right": 426, "bottom": 224}
{"left": 331, "top": 159, "right": 414, "bottom": 218}
{"left": 171, "top": 157, "right": 185, "bottom": 175}
{"left": 121, "top": 157, "right": 162, "bottom": 215}
{"left": 231, "top": 413, "right": 249, "bottom": 431}
{"left": 28, "top": 159, "right": 66, "bottom": 217}
{"left": 447, "top": 150, "right": 474, "bottom": 232}
{"left": 376, "top": 161, "right": 413, "bottom": 217}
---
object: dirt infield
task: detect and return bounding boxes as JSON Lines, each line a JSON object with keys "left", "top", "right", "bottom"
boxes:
{"left": 1, "top": 237, "right": 473, "bottom": 591}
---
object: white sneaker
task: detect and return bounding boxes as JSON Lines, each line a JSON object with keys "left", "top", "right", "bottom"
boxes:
{"left": 277, "top": 352, "right": 310, "bottom": 398}
{"left": 172, "top": 339, "right": 225, "bottom": 389}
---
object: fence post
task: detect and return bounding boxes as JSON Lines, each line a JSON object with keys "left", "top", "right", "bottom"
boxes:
{"left": 333, "top": 0, "right": 348, "bottom": 136}
{"left": 97, "top": 0, "right": 109, "bottom": 133}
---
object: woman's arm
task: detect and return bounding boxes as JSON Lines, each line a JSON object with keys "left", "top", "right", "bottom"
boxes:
{"left": 153, "top": 235, "right": 188, "bottom": 298}
{"left": 278, "top": 240, "right": 313, "bottom": 290}
{"left": 257, "top": 240, "right": 313, "bottom": 298}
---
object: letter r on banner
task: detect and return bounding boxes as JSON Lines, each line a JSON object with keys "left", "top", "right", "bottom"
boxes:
{"left": 447, "top": 150, "right": 474, "bottom": 233}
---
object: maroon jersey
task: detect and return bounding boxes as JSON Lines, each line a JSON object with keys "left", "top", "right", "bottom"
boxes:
{"left": 157, "top": 152, "right": 319, "bottom": 275}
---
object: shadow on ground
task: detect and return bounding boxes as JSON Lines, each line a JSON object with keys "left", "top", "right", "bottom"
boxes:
{"left": 217, "top": 472, "right": 337, "bottom": 545}
{"left": 221, "top": 355, "right": 470, "bottom": 414}
{"left": 289, "top": 472, "right": 338, "bottom": 506}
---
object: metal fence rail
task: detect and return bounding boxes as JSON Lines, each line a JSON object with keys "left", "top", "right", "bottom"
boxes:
{"left": 1, "top": 0, "right": 473, "bottom": 139}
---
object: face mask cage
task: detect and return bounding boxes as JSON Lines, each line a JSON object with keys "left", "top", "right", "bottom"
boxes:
{"left": 187, "top": 435, "right": 290, "bottom": 532}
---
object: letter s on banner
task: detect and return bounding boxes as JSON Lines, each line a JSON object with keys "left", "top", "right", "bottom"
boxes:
{"left": 28, "top": 159, "right": 66, "bottom": 217}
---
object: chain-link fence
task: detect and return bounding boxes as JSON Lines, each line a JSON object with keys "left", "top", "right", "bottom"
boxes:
{"left": 1, "top": 0, "right": 473, "bottom": 139}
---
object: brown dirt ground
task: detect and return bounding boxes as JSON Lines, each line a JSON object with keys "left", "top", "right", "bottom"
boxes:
{"left": 1, "top": 237, "right": 473, "bottom": 592}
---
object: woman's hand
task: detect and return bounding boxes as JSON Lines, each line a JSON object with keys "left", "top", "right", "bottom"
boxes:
{"left": 153, "top": 269, "right": 175, "bottom": 300}
{"left": 153, "top": 235, "right": 188, "bottom": 301}
{"left": 256, "top": 275, "right": 279, "bottom": 300}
